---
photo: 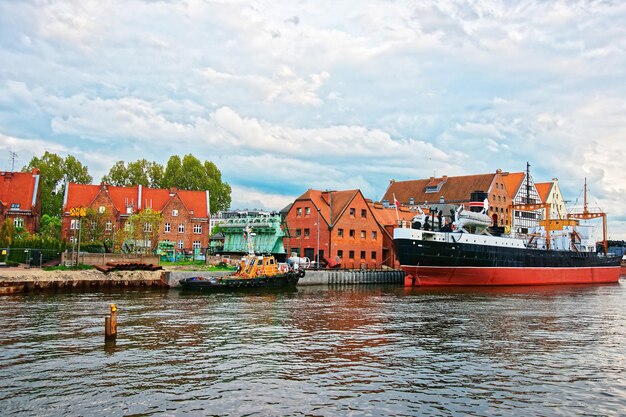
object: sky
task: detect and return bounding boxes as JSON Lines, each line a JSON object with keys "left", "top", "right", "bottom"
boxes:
{"left": 0, "top": 0, "right": 625, "bottom": 238}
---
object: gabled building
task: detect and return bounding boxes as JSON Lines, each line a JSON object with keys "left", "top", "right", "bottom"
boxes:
{"left": 502, "top": 171, "right": 543, "bottom": 233}
{"left": 382, "top": 170, "right": 510, "bottom": 227}
{"left": 284, "top": 189, "right": 413, "bottom": 268}
{"left": 62, "top": 183, "right": 210, "bottom": 252}
{"left": 535, "top": 178, "right": 568, "bottom": 220}
{"left": 0, "top": 169, "right": 41, "bottom": 234}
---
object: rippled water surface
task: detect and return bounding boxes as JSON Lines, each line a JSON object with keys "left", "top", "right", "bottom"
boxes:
{"left": 1, "top": 281, "right": 625, "bottom": 416}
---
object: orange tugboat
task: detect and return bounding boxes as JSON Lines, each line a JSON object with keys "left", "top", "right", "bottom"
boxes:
{"left": 179, "top": 227, "right": 304, "bottom": 291}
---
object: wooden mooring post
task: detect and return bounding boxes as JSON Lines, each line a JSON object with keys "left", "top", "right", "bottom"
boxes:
{"left": 105, "top": 303, "right": 117, "bottom": 340}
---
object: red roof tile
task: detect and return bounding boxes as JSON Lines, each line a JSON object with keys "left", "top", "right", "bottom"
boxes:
{"left": 296, "top": 189, "right": 360, "bottom": 226}
{"left": 501, "top": 172, "right": 525, "bottom": 199}
{"left": 0, "top": 170, "right": 39, "bottom": 212}
{"left": 178, "top": 190, "right": 209, "bottom": 218}
{"left": 534, "top": 182, "right": 553, "bottom": 203}
{"left": 64, "top": 183, "right": 100, "bottom": 211}
{"left": 383, "top": 173, "right": 496, "bottom": 205}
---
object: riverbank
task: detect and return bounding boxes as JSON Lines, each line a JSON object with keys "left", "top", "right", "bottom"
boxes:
{"left": 0, "top": 266, "right": 166, "bottom": 292}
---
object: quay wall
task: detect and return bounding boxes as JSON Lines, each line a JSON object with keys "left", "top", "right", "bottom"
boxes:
{"left": 163, "top": 271, "right": 232, "bottom": 288}
{"left": 298, "top": 269, "right": 405, "bottom": 286}
{"left": 0, "top": 268, "right": 166, "bottom": 292}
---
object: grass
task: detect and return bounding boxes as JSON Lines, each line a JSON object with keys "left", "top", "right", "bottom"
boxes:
{"left": 43, "top": 264, "right": 95, "bottom": 271}
{"left": 160, "top": 260, "right": 236, "bottom": 271}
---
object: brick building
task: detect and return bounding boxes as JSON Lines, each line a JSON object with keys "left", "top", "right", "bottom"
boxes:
{"left": 284, "top": 189, "right": 413, "bottom": 269}
{"left": 383, "top": 170, "right": 511, "bottom": 227}
{"left": 502, "top": 171, "right": 542, "bottom": 233}
{"left": 62, "top": 183, "right": 211, "bottom": 252}
{"left": 0, "top": 169, "right": 41, "bottom": 234}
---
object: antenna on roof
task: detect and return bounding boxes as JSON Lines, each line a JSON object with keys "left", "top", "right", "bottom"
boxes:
{"left": 9, "top": 150, "right": 17, "bottom": 171}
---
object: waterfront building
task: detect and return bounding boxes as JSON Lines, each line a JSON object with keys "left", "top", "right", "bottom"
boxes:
{"left": 501, "top": 170, "right": 543, "bottom": 233}
{"left": 62, "top": 183, "right": 210, "bottom": 252}
{"left": 383, "top": 170, "right": 510, "bottom": 227}
{"left": 535, "top": 178, "right": 568, "bottom": 220}
{"left": 0, "top": 169, "right": 41, "bottom": 235}
{"left": 284, "top": 189, "right": 414, "bottom": 269}
{"left": 217, "top": 212, "right": 287, "bottom": 257}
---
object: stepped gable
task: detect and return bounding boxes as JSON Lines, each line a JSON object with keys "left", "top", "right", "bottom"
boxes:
{"left": 0, "top": 169, "right": 40, "bottom": 212}
{"left": 383, "top": 173, "right": 495, "bottom": 205}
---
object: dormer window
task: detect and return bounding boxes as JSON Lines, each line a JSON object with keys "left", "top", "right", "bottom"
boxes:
{"left": 10, "top": 203, "right": 20, "bottom": 210}
{"left": 425, "top": 185, "right": 438, "bottom": 193}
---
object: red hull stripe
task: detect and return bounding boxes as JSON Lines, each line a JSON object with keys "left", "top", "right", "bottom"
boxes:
{"left": 401, "top": 265, "right": 621, "bottom": 286}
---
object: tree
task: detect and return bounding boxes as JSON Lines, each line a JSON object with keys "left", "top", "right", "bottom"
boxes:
{"left": 126, "top": 208, "right": 163, "bottom": 253}
{"left": 101, "top": 159, "right": 164, "bottom": 188}
{"left": 162, "top": 154, "right": 231, "bottom": 212}
{"left": 0, "top": 219, "right": 15, "bottom": 246}
{"left": 83, "top": 208, "right": 107, "bottom": 243}
{"left": 23, "top": 152, "right": 92, "bottom": 218}
{"left": 39, "top": 214, "right": 62, "bottom": 240}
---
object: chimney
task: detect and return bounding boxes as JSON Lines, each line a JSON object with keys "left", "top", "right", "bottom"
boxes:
{"left": 169, "top": 187, "right": 177, "bottom": 196}
{"left": 389, "top": 179, "right": 395, "bottom": 185}
{"left": 442, "top": 175, "right": 448, "bottom": 182}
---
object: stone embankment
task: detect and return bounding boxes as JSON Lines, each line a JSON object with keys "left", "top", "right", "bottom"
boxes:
{"left": 0, "top": 267, "right": 166, "bottom": 292}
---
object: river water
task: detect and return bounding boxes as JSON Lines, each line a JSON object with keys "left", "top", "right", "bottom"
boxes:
{"left": 1, "top": 281, "right": 625, "bottom": 416}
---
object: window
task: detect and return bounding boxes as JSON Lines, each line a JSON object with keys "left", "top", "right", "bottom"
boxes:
{"left": 13, "top": 217, "right": 24, "bottom": 228}
{"left": 349, "top": 229, "right": 355, "bottom": 238}
{"left": 99, "top": 206, "right": 106, "bottom": 214}
{"left": 361, "top": 209, "right": 367, "bottom": 218}
{"left": 371, "top": 251, "right": 377, "bottom": 260}
{"left": 164, "top": 223, "right": 171, "bottom": 233}
{"left": 305, "top": 207, "right": 310, "bottom": 215}
{"left": 69, "top": 236, "right": 75, "bottom": 243}
{"left": 337, "top": 250, "right": 343, "bottom": 258}
{"left": 178, "top": 224, "right": 185, "bottom": 233}
{"left": 144, "top": 223, "right": 152, "bottom": 232}
{"left": 193, "top": 224, "right": 202, "bottom": 234}
{"left": 178, "top": 240, "right": 184, "bottom": 249}
{"left": 360, "top": 251, "right": 366, "bottom": 260}
{"left": 172, "top": 209, "right": 178, "bottom": 217}
{"left": 296, "top": 228, "right": 301, "bottom": 237}
{"left": 360, "top": 230, "right": 366, "bottom": 239}
{"left": 372, "top": 231, "right": 377, "bottom": 240}
{"left": 10, "top": 203, "right": 20, "bottom": 210}
{"left": 338, "top": 228, "right": 344, "bottom": 237}
{"left": 193, "top": 241, "right": 201, "bottom": 250}
{"left": 296, "top": 208, "right": 302, "bottom": 216}
{"left": 425, "top": 185, "right": 438, "bottom": 193}
{"left": 349, "top": 250, "right": 355, "bottom": 259}
{"left": 105, "top": 220, "right": 112, "bottom": 231}
{"left": 124, "top": 222, "right": 131, "bottom": 231}
{"left": 70, "top": 219, "right": 80, "bottom": 230}
{"left": 350, "top": 208, "right": 355, "bottom": 217}
{"left": 91, "top": 221, "right": 97, "bottom": 230}
{"left": 304, "top": 228, "right": 310, "bottom": 237}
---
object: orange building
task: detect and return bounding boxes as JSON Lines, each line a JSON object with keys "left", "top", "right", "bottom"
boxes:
{"left": 0, "top": 169, "right": 41, "bottom": 234}
{"left": 62, "top": 183, "right": 210, "bottom": 251}
{"left": 284, "top": 189, "right": 413, "bottom": 268}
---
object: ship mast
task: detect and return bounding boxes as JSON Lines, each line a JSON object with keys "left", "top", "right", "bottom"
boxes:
{"left": 567, "top": 178, "right": 608, "bottom": 255}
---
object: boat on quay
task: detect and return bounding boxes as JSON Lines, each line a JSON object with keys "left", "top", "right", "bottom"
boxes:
{"left": 394, "top": 181, "right": 621, "bottom": 287}
{"left": 179, "top": 226, "right": 304, "bottom": 291}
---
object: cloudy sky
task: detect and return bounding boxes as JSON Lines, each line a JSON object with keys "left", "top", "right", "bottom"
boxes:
{"left": 1, "top": 0, "right": 625, "bottom": 238}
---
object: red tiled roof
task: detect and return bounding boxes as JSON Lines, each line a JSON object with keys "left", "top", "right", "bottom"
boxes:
{"left": 64, "top": 183, "right": 101, "bottom": 211}
{"left": 534, "top": 182, "right": 553, "bottom": 203}
{"left": 502, "top": 172, "right": 525, "bottom": 199}
{"left": 383, "top": 173, "right": 496, "bottom": 205}
{"left": 0, "top": 170, "right": 39, "bottom": 212}
{"left": 369, "top": 202, "right": 414, "bottom": 227}
{"left": 178, "top": 190, "right": 209, "bottom": 218}
{"left": 64, "top": 183, "right": 209, "bottom": 218}
{"left": 296, "top": 189, "right": 359, "bottom": 226}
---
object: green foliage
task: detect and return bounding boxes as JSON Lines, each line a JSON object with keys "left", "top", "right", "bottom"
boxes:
{"left": 162, "top": 154, "right": 231, "bottom": 212}
{"left": 0, "top": 219, "right": 15, "bottom": 245}
{"left": 125, "top": 208, "right": 163, "bottom": 253}
{"left": 83, "top": 208, "right": 107, "bottom": 243}
{"left": 102, "top": 159, "right": 164, "bottom": 188}
{"left": 2, "top": 235, "right": 64, "bottom": 264}
{"left": 23, "top": 151, "right": 92, "bottom": 218}
{"left": 80, "top": 241, "right": 105, "bottom": 253}
{"left": 39, "top": 214, "right": 62, "bottom": 240}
